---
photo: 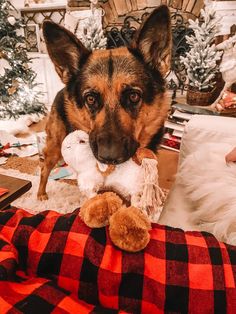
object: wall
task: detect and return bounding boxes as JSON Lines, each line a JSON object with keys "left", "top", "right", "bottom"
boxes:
{"left": 11, "top": 0, "right": 24, "bottom": 8}
{"left": 11, "top": 0, "right": 66, "bottom": 8}
{"left": 214, "top": 1, "right": 236, "bottom": 35}
{"left": 99, "top": 0, "right": 205, "bottom": 27}
{"left": 29, "top": 53, "right": 64, "bottom": 105}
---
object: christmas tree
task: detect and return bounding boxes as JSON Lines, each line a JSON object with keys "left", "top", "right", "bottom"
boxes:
{"left": 180, "top": 1, "right": 223, "bottom": 91}
{"left": 0, "top": 0, "right": 46, "bottom": 119}
{"left": 80, "top": 0, "right": 107, "bottom": 50}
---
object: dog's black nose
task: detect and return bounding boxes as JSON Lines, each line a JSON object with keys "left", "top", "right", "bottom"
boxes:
{"left": 96, "top": 134, "right": 125, "bottom": 164}
{"left": 89, "top": 130, "right": 139, "bottom": 164}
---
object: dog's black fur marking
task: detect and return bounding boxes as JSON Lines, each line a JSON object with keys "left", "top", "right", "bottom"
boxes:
{"left": 120, "top": 87, "right": 140, "bottom": 119}
{"left": 78, "top": 50, "right": 92, "bottom": 70}
{"left": 54, "top": 89, "right": 73, "bottom": 134}
{"left": 108, "top": 52, "right": 114, "bottom": 80}
{"left": 147, "top": 126, "right": 165, "bottom": 151}
{"left": 65, "top": 51, "right": 92, "bottom": 110}
{"left": 128, "top": 47, "right": 165, "bottom": 103}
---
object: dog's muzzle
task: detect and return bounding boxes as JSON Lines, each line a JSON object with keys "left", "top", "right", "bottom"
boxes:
{"left": 89, "top": 131, "right": 139, "bottom": 165}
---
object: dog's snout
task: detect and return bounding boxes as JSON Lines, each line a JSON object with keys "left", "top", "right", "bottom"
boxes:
{"left": 97, "top": 134, "right": 126, "bottom": 164}
{"left": 90, "top": 132, "right": 138, "bottom": 164}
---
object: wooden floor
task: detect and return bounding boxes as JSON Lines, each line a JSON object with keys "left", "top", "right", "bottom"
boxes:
{"left": 158, "top": 149, "right": 179, "bottom": 190}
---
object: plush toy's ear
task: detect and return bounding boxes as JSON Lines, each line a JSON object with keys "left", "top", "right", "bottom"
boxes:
{"left": 43, "top": 20, "right": 90, "bottom": 84}
{"left": 132, "top": 5, "right": 172, "bottom": 75}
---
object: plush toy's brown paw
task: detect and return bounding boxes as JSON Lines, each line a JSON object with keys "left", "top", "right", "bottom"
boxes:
{"left": 109, "top": 206, "right": 151, "bottom": 252}
{"left": 80, "top": 192, "right": 123, "bottom": 228}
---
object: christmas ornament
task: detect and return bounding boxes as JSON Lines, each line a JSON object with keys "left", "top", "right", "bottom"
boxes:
{"left": 7, "top": 16, "right": 16, "bottom": 25}
{"left": 8, "top": 86, "right": 17, "bottom": 95}
{"left": 0, "top": 50, "right": 6, "bottom": 59}
{"left": 12, "top": 79, "right": 19, "bottom": 88}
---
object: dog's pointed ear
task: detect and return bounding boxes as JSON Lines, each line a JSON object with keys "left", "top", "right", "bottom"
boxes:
{"left": 43, "top": 20, "right": 90, "bottom": 84}
{"left": 132, "top": 5, "right": 172, "bottom": 76}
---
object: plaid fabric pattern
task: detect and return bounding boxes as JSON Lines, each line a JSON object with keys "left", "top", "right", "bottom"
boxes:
{"left": 0, "top": 207, "right": 235, "bottom": 313}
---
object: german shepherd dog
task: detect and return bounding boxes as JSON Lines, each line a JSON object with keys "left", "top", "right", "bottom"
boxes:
{"left": 37, "top": 5, "right": 172, "bottom": 200}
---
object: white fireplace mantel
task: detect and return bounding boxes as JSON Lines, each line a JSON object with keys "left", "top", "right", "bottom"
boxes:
{"left": 11, "top": 0, "right": 66, "bottom": 9}
{"left": 29, "top": 52, "right": 64, "bottom": 106}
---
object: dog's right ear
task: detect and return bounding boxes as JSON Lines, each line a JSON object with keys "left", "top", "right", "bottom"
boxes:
{"left": 43, "top": 21, "right": 90, "bottom": 84}
{"left": 132, "top": 5, "right": 172, "bottom": 76}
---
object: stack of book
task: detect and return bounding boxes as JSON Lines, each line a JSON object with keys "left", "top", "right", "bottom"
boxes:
{"left": 161, "top": 108, "right": 192, "bottom": 152}
{"left": 160, "top": 102, "right": 221, "bottom": 152}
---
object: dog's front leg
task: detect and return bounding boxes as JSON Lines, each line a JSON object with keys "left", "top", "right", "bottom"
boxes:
{"left": 37, "top": 112, "right": 66, "bottom": 200}
{"left": 37, "top": 135, "right": 63, "bottom": 200}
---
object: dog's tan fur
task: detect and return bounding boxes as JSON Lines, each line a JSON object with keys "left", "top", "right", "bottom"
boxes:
{"left": 38, "top": 5, "right": 172, "bottom": 200}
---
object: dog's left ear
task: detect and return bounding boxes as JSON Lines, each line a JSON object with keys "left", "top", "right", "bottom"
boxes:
{"left": 42, "top": 20, "right": 90, "bottom": 84}
{"left": 133, "top": 5, "right": 172, "bottom": 76}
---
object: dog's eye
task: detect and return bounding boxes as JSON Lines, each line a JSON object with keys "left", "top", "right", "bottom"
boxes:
{"left": 129, "top": 91, "right": 141, "bottom": 104}
{"left": 86, "top": 94, "right": 96, "bottom": 106}
{"left": 84, "top": 92, "right": 102, "bottom": 114}
{"left": 120, "top": 89, "right": 142, "bottom": 112}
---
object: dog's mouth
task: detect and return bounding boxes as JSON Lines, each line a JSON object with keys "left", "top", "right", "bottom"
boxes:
{"left": 89, "top": 131, "right": 139, "bottom": 165}
{"left": 96, "top": 156, "right": 125, "bottom": 165}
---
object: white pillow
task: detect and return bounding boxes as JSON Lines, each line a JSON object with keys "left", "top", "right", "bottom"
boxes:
{"left": 179, "top": 115, "right": 236, "bottom": 166}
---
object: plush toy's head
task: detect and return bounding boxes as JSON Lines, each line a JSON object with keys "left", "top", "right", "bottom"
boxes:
{"left": 61, "top": 130, "right": 96, "bottom": 169}
{"left": 62, "top": 130, "right": 88, "bottom": 152}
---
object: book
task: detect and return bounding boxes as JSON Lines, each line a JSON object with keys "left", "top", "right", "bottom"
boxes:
{"left": 161, "top": 101, "right": 219, "bottom": 152}
{"left": 161, "top": 105, "right": 194, "bottom": 152}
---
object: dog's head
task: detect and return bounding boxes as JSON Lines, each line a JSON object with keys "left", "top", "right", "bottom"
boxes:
{"left": 43, "top": 5, "right": 171, "bottom": 165}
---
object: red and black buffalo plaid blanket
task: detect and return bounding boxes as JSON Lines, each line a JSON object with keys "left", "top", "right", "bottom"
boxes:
{"left": 0, "top": 207, "right": 236, "bottom": 313}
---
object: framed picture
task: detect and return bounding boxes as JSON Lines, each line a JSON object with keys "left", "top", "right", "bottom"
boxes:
{"left": 24, "top": 23, "right": 41, "bottom": 52}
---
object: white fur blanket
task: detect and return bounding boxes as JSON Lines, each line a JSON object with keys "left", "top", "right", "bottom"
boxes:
{"left": 0, "top": 114, "right": 43, "bottom": 135}
{"left": 176, "top": 143, "right": 236, "bottom": 245}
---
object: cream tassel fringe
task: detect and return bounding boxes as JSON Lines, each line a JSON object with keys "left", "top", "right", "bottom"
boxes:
{"left": 132, "top": 158, "right": 165, "bottom": 222}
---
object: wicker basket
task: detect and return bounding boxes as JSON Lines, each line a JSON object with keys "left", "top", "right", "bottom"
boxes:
{"left": 210, "top": 74, "right": 225, "bottom": 103}
{"left": 187, "top": 88, "right": 215, "bottom": 106}
{"left": 187, "top": 73, "right": 225, "bottom": 106}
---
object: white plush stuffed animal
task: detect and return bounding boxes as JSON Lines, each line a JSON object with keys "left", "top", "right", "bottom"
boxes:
{"left": 61, "top": 130, "right": 165, "bottom": 221}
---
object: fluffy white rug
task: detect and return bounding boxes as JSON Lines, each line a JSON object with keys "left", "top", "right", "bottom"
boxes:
{"left": 0, "top": 168, "right": 85, "bottom": 214}
{"left": 1, "top": 166, "right": 168, "bottom": 223}
{"left": 0, "top": 114, "right": 44, "bottom": 135}
{"left": 176, "top": 142, "right": 236, "bottom": 245}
